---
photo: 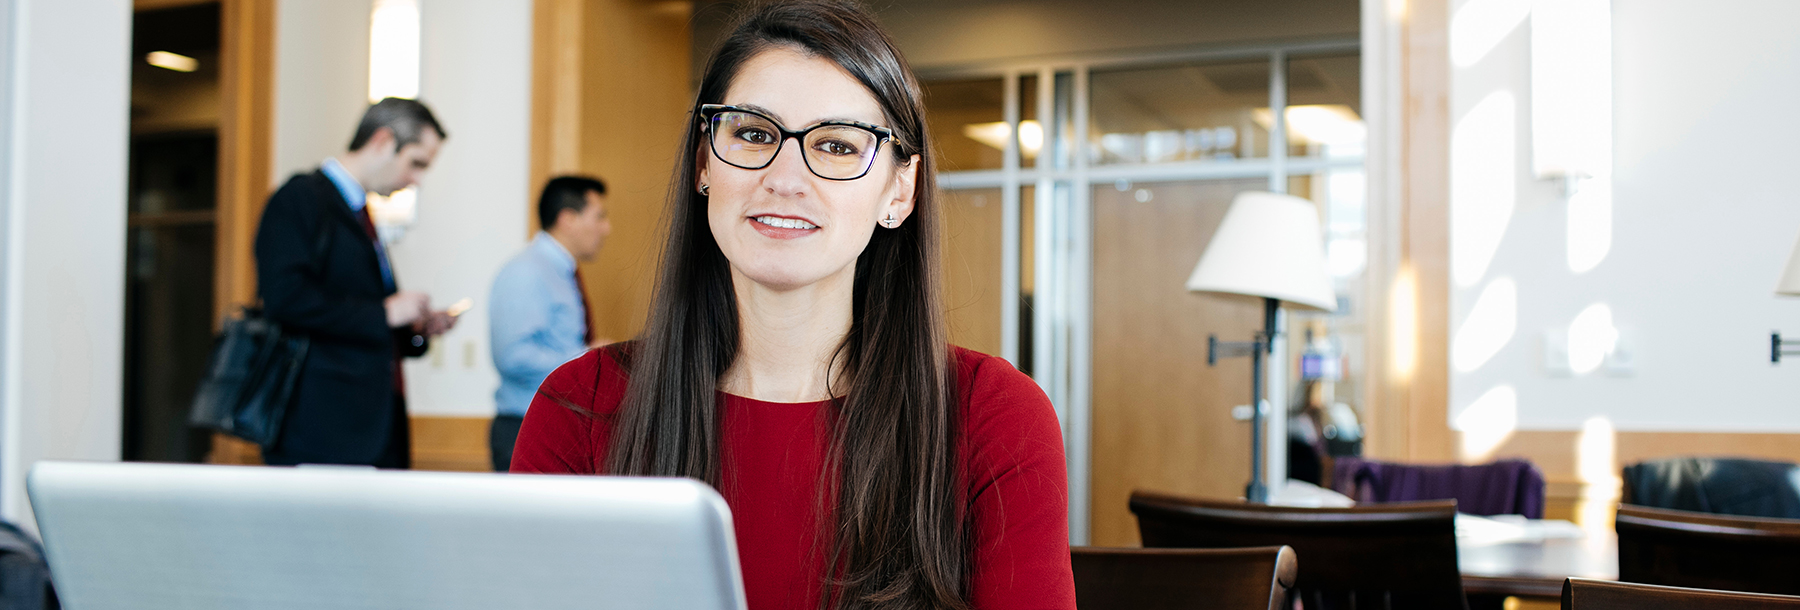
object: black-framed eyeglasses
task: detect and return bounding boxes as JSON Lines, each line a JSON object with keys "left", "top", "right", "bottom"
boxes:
{"left": 699, "top": 104, "right": 896, "bottom": 181}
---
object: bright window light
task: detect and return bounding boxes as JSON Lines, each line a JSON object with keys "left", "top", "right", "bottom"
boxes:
{"left": 1566, "top": 303, "right": 1618, "bottom": 375}
{"left": 1253, "top": 105, "right": 1366, "bottom": 148}
{"left": 1530, "top": 0, "right": 1612, "bottom": 181}
{"left": 368, "top": 0, "right": 421, "bottom": 102}
{"left": 1450, "top": 90, "right": 1516, "bottom": 288}
{"left": 1566, "top": 176, "right": 1613, "bottom": 273}
{"left": 1454, "top": 385, "right": 1518, "bottom": 462}
{"left": 146, "top": 51, "right": 198, "bottom": 73}
{"left": 1452, "top": 277, "right": 1518, "bottom": 373}
{"left": 1450, "top": 0, "right": 1531, "bottom": 68}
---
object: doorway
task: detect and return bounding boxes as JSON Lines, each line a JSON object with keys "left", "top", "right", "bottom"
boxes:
{"left": 124, "top": 1, "right": 222, "bottom": 463}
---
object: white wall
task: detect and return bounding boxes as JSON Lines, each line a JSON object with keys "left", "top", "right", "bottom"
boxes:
{"left": 0, "top": 0, "right": 132, "bottom": 529}
{"left": 393, "top": 0, "right": 532, "bottom": 417}
{"left": 1448, "top": 0, "right": 1800, "bottom": 433}
{"left": 272, "top": 0, "right": 533, "bottom": 417}
{"left": 273, "top": 0, "right": 371, "bottom": 185}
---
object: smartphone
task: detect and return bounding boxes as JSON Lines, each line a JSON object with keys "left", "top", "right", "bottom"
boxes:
{"left": 445, "top": 297, "right": 475, "bottom": 318}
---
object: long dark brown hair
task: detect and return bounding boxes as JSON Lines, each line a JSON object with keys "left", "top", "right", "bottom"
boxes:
{"left": 605, "top": 1, "right": 965, "bottom": 608}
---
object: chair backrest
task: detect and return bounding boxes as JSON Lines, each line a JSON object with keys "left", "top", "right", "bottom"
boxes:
{"left": 1333, "top": 458, "right": 1546, "bottom": 518}
{"left": 1071, "top": 546, "right": 1297, "bottom": 610}
{"left": 1130, "top": 490, "right": 1465, "bottom": 610}
{"left": 1563, "top": 577, "right": 1800, "bottom": 610}
{"left": 1615, "top": 503, "right": 1800, "bottom": 595}
{"left": 1621, "top": 457, "right": 1800, "bottom": 519}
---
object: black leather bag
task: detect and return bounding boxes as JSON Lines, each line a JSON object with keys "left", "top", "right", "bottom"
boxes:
{"left": 186, "top": 310, "right": 310, "bottom": 448}
{"left": 188, "top": 187, "right": 338, "bottom": 449}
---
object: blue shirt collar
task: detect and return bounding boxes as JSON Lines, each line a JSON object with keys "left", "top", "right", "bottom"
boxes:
{"left": 531, "top": 231, "right": 577, "bottom": 275}
{"left": 320, "top": 157, "right": 368, "bottom": 211}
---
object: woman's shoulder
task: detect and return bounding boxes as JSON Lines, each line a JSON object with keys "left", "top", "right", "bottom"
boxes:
{"left": 538, "top": 340, "right": 635, "bottom": 416}
{"left": 949, "top": 346, "right": 1059, "bottom": 439}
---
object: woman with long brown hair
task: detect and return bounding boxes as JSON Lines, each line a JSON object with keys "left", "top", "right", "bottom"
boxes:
{"left": 511, "top": 2, "right": 1074, "bottom": 608}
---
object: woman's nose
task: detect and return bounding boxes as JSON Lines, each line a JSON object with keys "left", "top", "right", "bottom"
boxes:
{"left": 761, "top": 137, "right": 812, "bottom": 197}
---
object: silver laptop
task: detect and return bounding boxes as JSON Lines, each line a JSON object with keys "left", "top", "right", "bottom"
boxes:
{"left": 28, "top": 461, "right": 747, "bottom": 610}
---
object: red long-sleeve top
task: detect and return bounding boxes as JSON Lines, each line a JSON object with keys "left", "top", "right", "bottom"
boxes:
{"left": 512, "top": 345, "right": 1076, "bottom": 610}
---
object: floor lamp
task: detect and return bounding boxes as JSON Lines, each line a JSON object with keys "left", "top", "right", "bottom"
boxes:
{"left": 1186, "top": 191, "right": 1337, "bottom": 503}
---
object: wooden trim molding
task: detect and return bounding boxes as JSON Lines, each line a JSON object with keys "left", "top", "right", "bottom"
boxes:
{"left": 1362, "top": 0, "right": 1454, "bottom": 463}
{"left": 206, "top": 0, "right": 275, "bottom": 466}
{"left": 214, "top": 0, "right": 273, "bottom": 323}
{"left": 528, "top": 0, "right": 585, "bottom": 236}
{"left": 135, "top": 0, "right": 217, "bottom": 10}
{"left": 206, "top": 416, "right": 498, "bottom": 471}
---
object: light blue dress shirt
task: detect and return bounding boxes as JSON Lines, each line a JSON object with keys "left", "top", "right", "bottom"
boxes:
{"left": 320, "top": 157, "right": 395, "bottom": 289}
{"left": 489, "top": 232, "right": 591, "bottom": 417}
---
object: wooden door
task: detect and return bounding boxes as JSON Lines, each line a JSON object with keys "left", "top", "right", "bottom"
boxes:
{"left": 1090, "top": 177, "right": 1269, "bottom": 546}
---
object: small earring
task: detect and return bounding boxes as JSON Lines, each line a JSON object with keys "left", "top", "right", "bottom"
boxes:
{"left": 884, "top": 212, "right": 896, "bottom": 228}
{"left": 698, "top": 183, "right": 709, "bottom": 196}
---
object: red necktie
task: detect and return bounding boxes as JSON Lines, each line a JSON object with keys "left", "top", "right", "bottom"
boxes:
{"left": 573, "top": 268, "right": 595, "bottom": 345}
{"left": 362, "top": 207, "right": 407, "bottom": 397}
{"left": 358, "top": 206, "right": 379, "bottom": 240}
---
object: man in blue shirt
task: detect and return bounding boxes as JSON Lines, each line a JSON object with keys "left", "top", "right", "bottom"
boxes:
{"left": 488, "top": 175, "right": 612, "bottom": 471}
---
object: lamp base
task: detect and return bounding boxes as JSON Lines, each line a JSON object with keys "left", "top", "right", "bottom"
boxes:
{"left": 1245, "top": 480, "right": 1268, "bottom": 504}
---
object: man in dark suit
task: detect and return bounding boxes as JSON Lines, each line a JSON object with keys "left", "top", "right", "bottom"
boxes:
{"left": 254, "top": 97, "right": 456, "bottom": 468}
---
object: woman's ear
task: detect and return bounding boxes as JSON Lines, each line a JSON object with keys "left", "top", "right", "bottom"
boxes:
{"left": 696, "top": 141, "right": 711, "bottom": 193}
{"left": 885, "top": 153, "right": 921, "bottom": 224}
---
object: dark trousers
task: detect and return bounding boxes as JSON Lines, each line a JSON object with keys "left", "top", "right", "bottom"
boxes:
{"left": 489, "top": 414, "right": 525, "bottom": 472}
{"left": 264, "top": 393, "right": 410, "bottom": 469}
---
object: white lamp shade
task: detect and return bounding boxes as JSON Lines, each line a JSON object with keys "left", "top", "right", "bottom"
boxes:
{"left": 1777, "top": 233, "right": 1800, "bottom": 296}
{"left": 1186, "top": 191, "right": 1338, "bottom": 311}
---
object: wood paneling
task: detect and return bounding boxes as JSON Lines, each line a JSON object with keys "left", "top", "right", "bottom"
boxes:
{"left": 943, "top": 188, "right": 1004, "bottom": 356}
{"left": 1089, "top": 178, "right": 1268, "bottom": 546}
{"left": 410, "top": 416, "right": 492, "bottom": 472}
{"left": 205, "top": 0, "right": 273, "bottom": 466}
{"left": 136, "top": 0, "right": 216, "bottom": 10}
{"left": 1361, "top": 0, "right": 1453, "bottom": 465}
{"left": 213, "top": 0, "right": 272, "bottom": 322}
{"left": 529, "top": 0, "right": 693, "bottom": 343}
{"left": 208, "top": 416, "right": 496, "bottom": 471}
{"left": 528, "top": 0, "right": 585, "bottom": 230}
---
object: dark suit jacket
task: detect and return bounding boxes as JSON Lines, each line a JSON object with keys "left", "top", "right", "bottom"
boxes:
{"left": 254, "top": 170, "right": 427, "bottom": 465}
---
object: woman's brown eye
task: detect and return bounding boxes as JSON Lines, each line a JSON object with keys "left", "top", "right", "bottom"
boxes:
{"left": 737, "top": 128, "right": 775, "bottom": 144}
{"left": 817, "top": 140, "right": 859, "bottom": 157}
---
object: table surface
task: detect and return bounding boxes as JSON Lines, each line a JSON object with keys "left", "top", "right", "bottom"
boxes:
{"left": 1458, "top": 528, "right": 1618, "bottom": 598}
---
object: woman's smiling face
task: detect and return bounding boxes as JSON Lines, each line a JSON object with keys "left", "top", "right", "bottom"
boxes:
{"left": 700, "top": 46, "right": 917, "bottom": 293}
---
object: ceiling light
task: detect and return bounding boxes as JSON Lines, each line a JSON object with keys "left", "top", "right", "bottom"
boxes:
{"left": 146, "top": 51, "right": 198, "bottom": 73}
{"left": 1253, "top": 105, "right": 1366, "bottom": 147}
{"left": 961, "top": 120, "right": 1042, "bottom": 159}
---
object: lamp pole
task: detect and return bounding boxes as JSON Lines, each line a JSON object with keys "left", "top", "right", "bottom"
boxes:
{"left": 1208, "top": 296, "right": 1284, "bottom": 504}
{"left": 1246, "top": 296, "right": 1278, "bottom": 503}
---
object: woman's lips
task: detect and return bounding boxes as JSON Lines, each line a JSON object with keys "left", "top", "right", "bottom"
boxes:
{"left": 749, "top": 215, "right": 819, "bottom": 240}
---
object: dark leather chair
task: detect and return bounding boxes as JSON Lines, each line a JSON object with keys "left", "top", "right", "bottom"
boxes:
{"left": 1616, "top": 503, "right": 1800, "bottom": 595}
{"left": 1072, "top": 546, "right": 1297, "bottom": 610}
{"left": 1563, "top": 577, "right": 1800, "bottom": 610}
{"left": 1130, "top": 490, "right": 1466, "bottom": 610}
{"left": 1621, "top": 457, "right": 1800, "bottom": 519}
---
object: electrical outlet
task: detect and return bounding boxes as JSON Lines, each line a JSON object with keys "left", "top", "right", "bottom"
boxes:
{"left": 463, "top": 341, "right": 477, "bottom": 368}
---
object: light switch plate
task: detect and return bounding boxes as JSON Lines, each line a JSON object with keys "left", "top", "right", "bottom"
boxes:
{"left": 1543, "top": 328, "right": 1572, "bottom": 377}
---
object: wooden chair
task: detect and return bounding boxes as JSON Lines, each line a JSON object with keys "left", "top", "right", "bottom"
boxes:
{"left": 1563, "top": 577, "right": 1800, "bottom": 610}
{"left": 1130, "top": 490, "right": 1466, "bottom": 610}
{"left": 1615, "top": 503, "right": 1800, "bottom": 595}
{"left": 1071, "top": 546, "right": 1298, "bottom": 610}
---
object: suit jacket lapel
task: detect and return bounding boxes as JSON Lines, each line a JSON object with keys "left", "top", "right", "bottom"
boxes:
{"left": 308, "top": 170, "right": 386, "bottom": 286}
